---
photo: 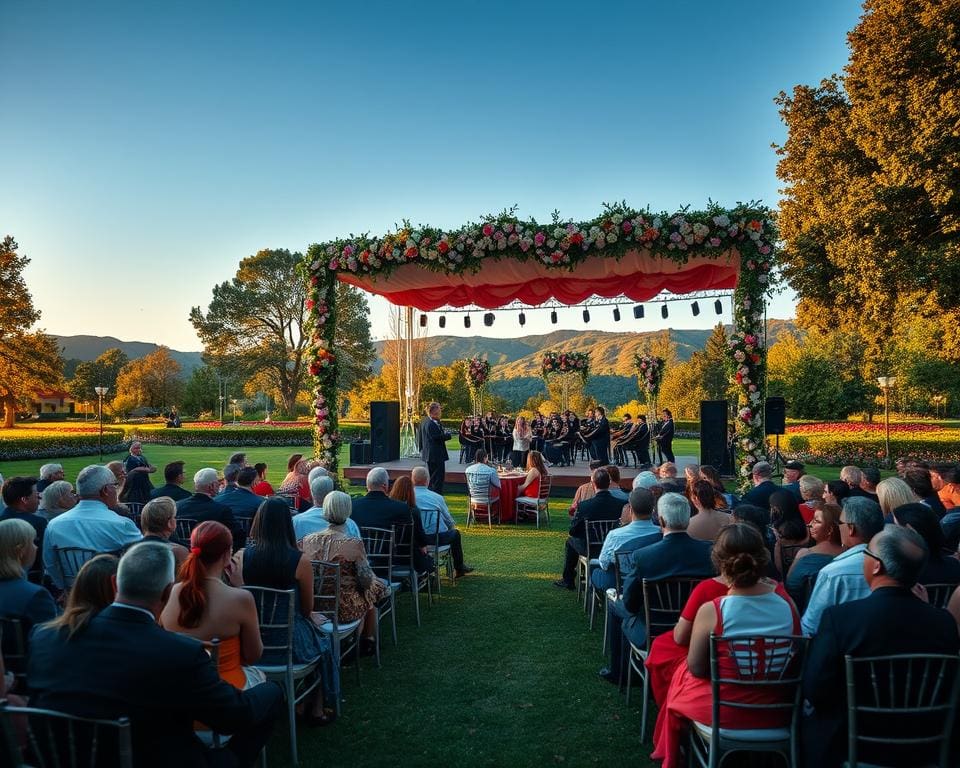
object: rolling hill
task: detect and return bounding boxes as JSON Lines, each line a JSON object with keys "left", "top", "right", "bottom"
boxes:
{"left": 54, "top": 335, "right": 204, "bottom": 374}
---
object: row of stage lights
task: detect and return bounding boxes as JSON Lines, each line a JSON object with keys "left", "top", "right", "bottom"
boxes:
{"left": 421, "top": 298, "right": 725, "bottom": 328}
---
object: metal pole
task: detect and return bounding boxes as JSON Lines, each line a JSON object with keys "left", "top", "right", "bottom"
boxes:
{"left": 98, "top": 392, "right": 104, "bottom": 462}
{"left": 884, "top": 387, "right": 891, "bottom": 469}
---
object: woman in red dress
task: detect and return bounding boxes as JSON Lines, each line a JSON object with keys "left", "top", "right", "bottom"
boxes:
{"left": 650, "top": 523, "right": 800, "bottom": 768}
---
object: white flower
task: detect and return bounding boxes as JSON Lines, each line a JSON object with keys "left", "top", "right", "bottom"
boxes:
{"left": 713, "top": 214, "right": 730, "bottom": 227}
{"left": 612, "top": 214, "right": 623, "bottom": 224}
{"left": 653, "top": 217, "right": 662, "bottom": 229}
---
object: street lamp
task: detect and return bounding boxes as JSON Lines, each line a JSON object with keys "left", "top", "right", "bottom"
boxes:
{"left": 231, "top": 398, "right": 239, "bottom": 425}
{"left": 877, "top": 376, "right": 897, "bottom": 468}
{"left": 94, "top": 386, "right": 109, "bottom": 462}
{"left": 218, "top": 394, "right": 225, "bottom": 424}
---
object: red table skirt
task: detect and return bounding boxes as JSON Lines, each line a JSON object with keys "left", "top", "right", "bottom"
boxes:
{"left": 497, "top": 475, "right": 525, "bottom": 523}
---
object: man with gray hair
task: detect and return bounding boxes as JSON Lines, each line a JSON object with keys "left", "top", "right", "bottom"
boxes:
{"left": 175, "top": 467, "right": 241, "bottom": 548}
{"left": 801, "top": 496, "right": 885, "bottom": 635}
{"left": 36, "top": 463, "right": 64, "bottom": 493}
{"left": 592, "top": 487, "right": 662, "bottom": 592}
{"left": 214, "top": 462, "right": 243, "bottom": 502}
{"left": 600, "top": 492, "right": 714, "bottom": 684}
{"left": 741, "top": 460, "right": 778, "bottom": 509}
{"left": 419, "top": 401, "right": 449, "bottom": 493}
{"left": 412, "top": 466, "right": 472, "bottom": 577}
{"left": 28, "top": 542, "right": 284, "bottom": 766}
{"left": 294, "top": 474, "right": 361, "bottom": 540}
{"left": 42, "top": 465, "right": 142, "bottom": 588}
{"left": 802, "top": 525, "right": 960, "bottom": 767}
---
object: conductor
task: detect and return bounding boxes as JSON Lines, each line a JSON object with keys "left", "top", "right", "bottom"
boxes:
{"left": 420, "top": 401, "right": 449, "bottom": 493}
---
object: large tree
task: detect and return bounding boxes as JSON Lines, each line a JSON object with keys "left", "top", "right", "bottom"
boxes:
{"left": 112, "top": 347, "right": 184, "bottom": 415}
{"left": 69, "top": 347, "right": 129, "bottom": 406}
{"left": 775, "top": 0, "right": 960, "bottom": 370}
{"left": 190, "top": 249, "right": 375, "bottom": 418}
{"left": 0, "top": 236, "right": 64, "bottom": 427}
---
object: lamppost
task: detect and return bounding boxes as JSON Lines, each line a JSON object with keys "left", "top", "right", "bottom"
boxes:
{"left": 218, "top": 394, "right": 225, "bottom": 424}
{"left": 877, "top": 376, "right": 896, "bottom": 468}
{"left": 94, "top": 385, "right": 109, "bottom": 462}
{"left": 231, "top": 398, "right": 239, "bottom": 425}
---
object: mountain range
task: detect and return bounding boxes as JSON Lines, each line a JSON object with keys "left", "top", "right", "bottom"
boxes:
{"left": 55, "top": 335, "right": 205, "bottom": 376}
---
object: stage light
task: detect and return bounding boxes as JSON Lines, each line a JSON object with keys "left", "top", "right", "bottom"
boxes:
{"left": 439, "top": 315, "right": 446, "bottom": 328}
{"left": 661, "top": 304, "right": 669, "bottom": 319}
{"left": 550, "top": 310, "right": 558, "bottom": 324}
{"left": 464, "top": 315, "right": 471, "bottom": 328}
{"left": 613, "top": 307, "right": 621, "bottom": 322}
{"left": 483, "top": 312, "right": 494, "bottom": 327}
{"left": 582, "top": 308, "right": 590, "bottom": 323}
{"left": 419, "top": 313, "right": 428, "bottom": 327}
{"left": 714, "top": 299, "right": 723, "bottom": 315}
{"left": 633, "top": 305, "right": 644, "bottom": 319}
{"left": 519, "top": 312, "right": 526, "bottom": 326}
{"left": 691, "top": 301, "right": 700, "bottom": 317}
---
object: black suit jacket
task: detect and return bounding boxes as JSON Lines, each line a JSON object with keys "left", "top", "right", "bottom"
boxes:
{"left": 568, "top": 490, "right": 624, "bottom": 541}
{"left": 419, "top": 417, "right": 449, "bottom": 463}
{"left": 149, "top": 483, "right": 191, "bottom": 502}
{"left": 656, "top": 418, "right": 675, "bottom": 444}
{"left": 621, "top": 532, "right": 715, "bottom": 615}
{"left": 27, "top": 604, "right": 282, "bottom": 768}
{"left": 175, "top": 493, "right": 241, "bottom": 546}
{"left": 802, "top": 587, "right": 960, "bottom": 767}
{"left": 351, "top": 491, "right": 432, "bottom": 572}
{"left": 741, "top": 480, "right": 779, "bottom": 509}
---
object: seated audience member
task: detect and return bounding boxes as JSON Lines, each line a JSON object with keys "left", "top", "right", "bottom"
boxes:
{"left": 139, "top": 497, "right": 190, "bottom": 569}
{"left": 797, "top": 475, "right": 825, "bottom": 524}
{"left": 686, "top": 480, "right": 733, "bottom": 543}
{"left": 301, "top": 491, "right": 389, "bottom": 658}
{"left": 218, "top": 467, "right": 263, "bottom": 520}
{"left": 741, "top": 461, "right": 778, "bottom": 509}
{"left": 214, "top": 463, "right": 243, "bottom": 501}
{"left": 656, "top": 462, "right": 684, "bottom": 493}
{"left": 651, "top": 523, "right": 800, "bottom": 768}
{"left": 387, "top": 476, "right": 436, "bottom": 574}
{"left": 839, "top": 465, "right": 867, "bottom": 498}
{"left": 412, "top": 466, "right": 472, "bottom": 577}
{"left": 176, "top": 468, "right": 242, "bottom": 548}
{"left": 780, "top": 460, "right": 804, "bottom": 501}
{"left": 517, "top": 450, "right": 548, "bottom": 513}
{"left": 307, "top": 464, "right": 330, "bottom": 486}
{"left": 633, "top": 471, "right": 659, "bottom": 491}
{"left": 105, "top": 461, "right": 128, "bottom": 503}
{"left": 38, "top": 479, "right": 77, "bottom": 521}
{"left": 36, "top": 464, "right": 64, "bottom": 494}
{"left": 891, "top": 502, "right": 960, "bottom": 585}
{"left": 294, "top": 475, "right": 360, "bottom": 540}
{"left": 930, "top": 463, "right": 960, "bottom": 510}
{"left": 1, "top": 478, "right": 47, "bottom": 572}
{"left": 554, "top": 468, "right": 623, "bottom": 591}
{"left": 591, "top": 488, "right": 661, "bottom": 592}
{"left": 769, "top": 490, "right": 811, "bottom": 577}
{"left": 802, "top": 526, "right": 960, "bottom": 768}
{"left": 150, "top": 461, "right": 191, "bottom": 501}
{"left": 232, "top": 498, "right": 337, "bottom": 724}
{"left": 822, "top": 479, "right": 851, "bottom": 508}
{"left": 600, "top": 493, "right": 715, "bottom": 685}
{"left": 858, "top": 466, "right": 881, "bottom": 500}
{"left": 464, "top": 449, "right": 501, "bottom": 501}
{"left": 43, "top": 465, "right": 142, "bottom": 589}
{"left": 943, "top": 504, "right": 960, "bottom": 553}
{"left": 786, "top": 502, "right": 843, "bottom": 610}
{"left": 876, "top": 476, "right": 917, "bottom": 523}
{"left": 0, "top": 519, "right": 57, "bottom": 671}
{"left": 251, "top": 463, "right": 274, "bottom": 496}
{"left": 801, "top": 496, "right": 884, "bottom": 635}
{"left": 698, "top": 465, "right": 733, "bottom": 508}
{"left": 604, "top": 465, "right": 629, "bottom": 503}
{"left": 902, "top": 467, "right": 947, "bottom": 518}
{"left": 278, "top": 454, "right": 311, "bottom": 511}
{"left": 29, "top": 542, "right": 283, "bottom": 767}
{"left": 228, "top": 452, "right": 247, "bottom": 468}
{"left": 160, "top": 521, "right": 265, "bottom": 690}
{"left": 42, "top": 553, "right": 118, "bottom": 637}
{"left": 568, "top": 476, "right": 596, "bottom": 517}
{"left": 351, "top": 467, "right": 415, "bottom": 529}
{"left": 682, "top": 463, "right": 700, "bottom": 501}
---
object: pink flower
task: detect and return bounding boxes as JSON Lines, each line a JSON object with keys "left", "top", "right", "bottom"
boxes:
{"left": 482, "top": 224, "right": 494, "bottom": 236}
{"left": 534, "top": 232, "right": 546, "bottom": 246}
{"left": 622, "top": 221, "right": 633, "bottom": 234}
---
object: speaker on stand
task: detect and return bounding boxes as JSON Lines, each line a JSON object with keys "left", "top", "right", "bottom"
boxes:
{"left": 764, "top": 396, "right": 786, "bottom": 478}
{"left": 699, "top": 400, "right": 730, "bottom": 474}
{"left": 370, "top": 401, "right": 401, "bottom": 463}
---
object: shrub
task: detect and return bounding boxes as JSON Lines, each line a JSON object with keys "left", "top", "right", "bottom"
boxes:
{"left": 0, "top": 428, "right": 129, "bottom": 461}
{"left": 782, "top": 428, "right": 960, "bottom": 467}
{"left": 128, "top": 426, "right": 314, "bottom": 447}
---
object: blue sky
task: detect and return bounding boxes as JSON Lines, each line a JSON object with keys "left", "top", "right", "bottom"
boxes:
{"left": 1, "top": 0, "right": 864, "bottom": 350}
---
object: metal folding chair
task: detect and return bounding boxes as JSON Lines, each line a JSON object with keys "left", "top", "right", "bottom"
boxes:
{"left": 311, "top": 560, "right": 363, "bottom": 691}
{"left": 360, "top": 525, "right": 398, "bottom": 660}
{"left": 576, "top": 518, "right": 619, "bottom": 610}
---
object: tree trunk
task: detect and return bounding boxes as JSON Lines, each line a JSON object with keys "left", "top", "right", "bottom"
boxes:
{"left": 2, "top": 393, "right": 16, "bottom": 428}
{"left": 280, "top": 387, "right": 298, "bottom": 419}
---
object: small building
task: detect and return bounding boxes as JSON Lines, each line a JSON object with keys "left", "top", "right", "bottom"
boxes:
{"left": 31, "top": 390, "right": 76, "bottom": 415}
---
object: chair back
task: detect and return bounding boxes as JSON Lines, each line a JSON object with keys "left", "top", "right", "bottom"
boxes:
{"left": 361, "top": 526, "right": 394, "bottom": 582}
{"left": 277, "top": 492, "right": 299, "bottom": 512}
{"left": 641, "top": 578, "right": 701, "bottom": 649}
{"left": 243, "top": 586, "right": 295, "bottom": 668}
{"left": 52, "top": 545, "right": 98, "bottom": 591}
{"left": 845, "top": 652, "right": 960, "bottom": 768}
{"left": 778, "top": 542, "right": 808, "bottom": 577}
{"left": 538, "top": 476, "right": 552, "bottom": 502}
{"left": 0, "top": 700, "right": 133, "bottom": 768}
{"left": 612, "top": 549, "right": 636, "bottom": 594}
{"left": 310, "top": 560, "right": 343, "bottom": 629}
{"left": 0, "top": 618, "right": 27, "bottom": 679}
{"left": 924, "top": 582, "right": 960, "bottom": 610}
{"left": 392, "top": 521, "right": 415, "bottom": 571}
{"left": 124, "top": 502, "right": 144, "bottom": 528}
{"left": 584, "top": 519, "right": 619, "bottom": 559}
{"left": 174, "top": 517, "right": 198, "bottom": 543}
{"left": 466, "top": 469, "right": 494, "bottom": 502}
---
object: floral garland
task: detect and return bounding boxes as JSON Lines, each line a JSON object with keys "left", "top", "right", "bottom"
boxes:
{"left": 303, "top": 247, "right": 339, "bottom": 470}
{"left": 542, "top": 351, "right": 590, "bottom": 382}
{"left": 305, "top": 203, "right": 776, "bottom": 488}
{"left": 465, "top": 357, "right": 491, "bottom": 388}
{"left": 634, "top": 354, "right": 665, "bottom": 398}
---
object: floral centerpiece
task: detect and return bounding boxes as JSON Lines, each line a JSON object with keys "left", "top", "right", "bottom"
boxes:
{"left": 728, "top": 331, "right": 765, "bottom": 480}
{"left": 465, "top": 357, "right": 491, "bottom": 414}
{"left": 634, "top": 354, "right": 665, "bottom": 398}
{"left": 541, "top": 351, "right": 590, "bottom": 382}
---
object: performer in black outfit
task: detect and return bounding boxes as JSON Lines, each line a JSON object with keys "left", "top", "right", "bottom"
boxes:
{"left": 655, "top": 407, "right": 676, "bottom": 464}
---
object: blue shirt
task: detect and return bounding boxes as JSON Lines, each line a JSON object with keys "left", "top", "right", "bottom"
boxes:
{"left": 43, "top": 500, "right": 142, "bottom": 588}
{"left": 413, "top": 485, "right": 455, "bottom": 534}
{"left": 292, "top": 506, "right": 360, "bottom": 540}
{"left": 598, "top": 519, "right": 661, "bottom": 569}
{"left": 800, "top": 543, "right": 870, "bottom": 635}
{"left": 465, "top": 462, "right": 501, "bottom": 497}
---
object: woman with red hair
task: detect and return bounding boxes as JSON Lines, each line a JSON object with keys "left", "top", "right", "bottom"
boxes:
{"left": 160, "top": 521, "right": 264, "bottom": 689}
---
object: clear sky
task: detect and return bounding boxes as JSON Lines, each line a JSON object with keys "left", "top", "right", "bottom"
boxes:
{"left": 1, "top": 0, "right": 864, "bottom": 350}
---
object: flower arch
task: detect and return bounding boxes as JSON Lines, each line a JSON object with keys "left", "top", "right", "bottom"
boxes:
{"left": 304, "top": 202, "right": 774, "bottom": 487}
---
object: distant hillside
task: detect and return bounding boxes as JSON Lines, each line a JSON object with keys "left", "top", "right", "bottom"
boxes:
{"left": 54, "top": 335, "right": 204, "bottom": 374}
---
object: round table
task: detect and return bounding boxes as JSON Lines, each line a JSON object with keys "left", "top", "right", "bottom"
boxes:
{"left": 496, "top": 473, "right": 526, "bottom": 523}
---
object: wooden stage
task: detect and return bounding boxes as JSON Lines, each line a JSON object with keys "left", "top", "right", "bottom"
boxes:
{"left": 343, "top": 455, "right": 699, "bottom": 497}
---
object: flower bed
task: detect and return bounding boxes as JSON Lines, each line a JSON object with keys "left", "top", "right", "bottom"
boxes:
{"left": 782, "top": 428, "right": 960, "bottom": 467}
{"left": 128, "top": 426, "right": 315, "bottom": 447}
{"left": 787, "top": 421, "right": 942, "bottom": 435}
{"left": 0, "top": 428, "right": 129, "bottom": 461}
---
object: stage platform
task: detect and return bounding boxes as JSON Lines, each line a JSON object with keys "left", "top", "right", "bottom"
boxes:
{"left": 343, "top": 455, "right": 699, "bottom": 497}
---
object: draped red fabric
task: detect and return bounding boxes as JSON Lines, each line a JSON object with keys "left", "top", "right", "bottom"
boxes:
{"left": 337, "top": 248, "right": 740, "bottom": 310}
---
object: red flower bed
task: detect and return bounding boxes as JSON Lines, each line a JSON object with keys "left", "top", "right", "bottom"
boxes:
{"left": 787, "top": 422, "right": 942, "bottom": 435}
{"left": 187, "top": 421, "right": 307, "bottom": 429}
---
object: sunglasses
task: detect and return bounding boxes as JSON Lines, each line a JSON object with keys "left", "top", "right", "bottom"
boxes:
{"left": 863, "top": 547, "right": 885, "bottom": 569}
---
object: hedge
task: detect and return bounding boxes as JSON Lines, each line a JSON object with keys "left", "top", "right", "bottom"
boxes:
{"left": 0, "top": 430, "right": 129, "bottom": 461}
{"left": 782, "top": 431, "right": 960, "bottom": 467}
{"left": 129, "top": 427, "right": 314, "bottom": 447}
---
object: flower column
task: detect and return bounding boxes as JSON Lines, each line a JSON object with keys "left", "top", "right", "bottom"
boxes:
{"left": 305, "top": 245, "right": 340, "bottom": 471}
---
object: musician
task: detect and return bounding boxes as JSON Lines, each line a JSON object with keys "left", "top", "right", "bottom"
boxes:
{"left": 459, "top": 417, "right": 483, "bottom": 458}
{"left": 655, "top": 407, "right": 676, "bottom": 464}
{"left": 579, "top": 408, "right": 596, "bottom": 460}
{"left": 543, "top": 416, "right": 569, "bottom": 467}
{"left": 611, "top": 414, "right": 638, "bottom": 466}
{"left": 584, "top": 406, "right": 611, "bottom": 465}
{"left": 563, "top": 411, "right": 580, "bottom": 464}
{"left": 634, "top": 415, "right": 652, "bottom": 467}
{"left": 494, "top": 416, "right": 512, "bottom": 463}
{"left": 531, "top": 414, "right": 547, "bottom": 454}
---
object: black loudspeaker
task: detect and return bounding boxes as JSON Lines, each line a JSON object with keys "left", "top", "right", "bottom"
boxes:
{"left": 765, "top": 397, "right": 786, "bottom": 436}
{"left": 349, "top": 440, "right": 372, "bottom": 465}
{"left": 699, "top": 401, "right": 728, "bottom": 470}
{"left": 370, "top": 401, "right": 401, "bottom": 463}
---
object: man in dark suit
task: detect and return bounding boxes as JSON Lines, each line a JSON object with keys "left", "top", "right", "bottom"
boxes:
{"left": 741, "top": 460, "right": 779, "bottom": 509}
{"left": 779, "top": 460, "right": 804, "bottom": 502}
{"left": 218, "top": 467, "right": 264, "bottom": 520}
{"left": 654, "top": 407, "right": 676, "bottom": 464}
{"left": 175, "top": 467, "right": 243, "bottom": 548}
{"left": 634, "top": 415, "right": 652, "bottom": 467}
{"left": 802, "top": 526, "right": 960, "bottom": 767}
{"left": 419, "top": 401, "right": 449, "bottom": 494}
{"left": 1, "top": 476, "right": 47, "bottom": 583}
{"left": 149, "top": 461, "right": 192, "bottom": 502}
{"left": 27, "top": 541, "right": 283, "bottom": 768}
{"left": 554, "top": 468, "right": 623, "bottom": 590}
{"left": 351, "top": 467, "right": 433, "bottom": 574}
{"left": 584, "top": 406, "right": 612, "bottom": 466}
{"left": 601, "top": 492, "right": 715, "bottom": 684}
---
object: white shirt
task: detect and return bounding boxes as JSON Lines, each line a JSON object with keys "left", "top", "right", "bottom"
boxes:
{"left": 465, "top": 462, "right": 501, "bottom": 498}
{"left": 800, "top": 543, "right": 870, "bottom": 635}
{"left": 293, "top": 506, "right": 361, "bottom": 540}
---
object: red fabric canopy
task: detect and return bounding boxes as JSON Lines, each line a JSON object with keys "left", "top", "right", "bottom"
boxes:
{"left": 338, "top": 248, "right": 739, "bottom": 310}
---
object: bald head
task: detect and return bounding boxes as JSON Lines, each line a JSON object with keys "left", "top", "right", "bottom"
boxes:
{"left": 411, "top": 466, "right": 429, "bottom": 486}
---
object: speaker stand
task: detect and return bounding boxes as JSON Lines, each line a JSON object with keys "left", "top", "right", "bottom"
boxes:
{"left": 400, "top": 414, "right": 418, "bottom": 458}
{"left": 769, "top": 433, "right": 784, "bottom": 479}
